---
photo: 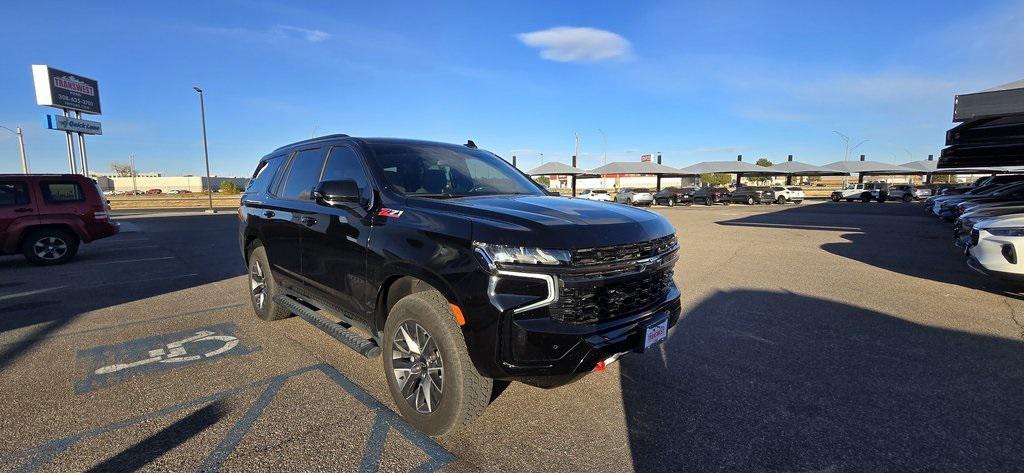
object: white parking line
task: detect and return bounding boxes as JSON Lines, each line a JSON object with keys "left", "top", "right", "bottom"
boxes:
{"left": 89, "top": 256, "right": 175, "bottom": 265}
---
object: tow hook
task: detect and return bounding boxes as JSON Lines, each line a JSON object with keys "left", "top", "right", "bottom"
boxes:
{"left": 592, "top": 352, "right": 627, "bottom": 373}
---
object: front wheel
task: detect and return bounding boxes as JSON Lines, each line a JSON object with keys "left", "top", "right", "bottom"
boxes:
{"left": 776, "top": 196, "right": 787, "bottom": 204}
{"left": 704, "top": 197, "right": 713, "bottom": 206}
{"left": 831, "top": 194, "right": 840, "bottom": 202}
{"left": 746, "top": 196, "right": 755, "bottom": 205}
{"left": 861, "top": 193, "right": 872, "bottom": 203}
{"left": 902, "top": 194, "right": 913, "bottom": 203}
{"left": 667, "top": 198, "right": 675, "bottom": 207}
{"left": 384, "top": 290, "right": 492, "bottom": 436}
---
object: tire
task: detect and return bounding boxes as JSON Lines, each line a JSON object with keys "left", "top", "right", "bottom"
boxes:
{"left": 667, "top": 198, "right": 675, "bottom": 207}
{"left": 746, "top": 196, "right": 755, "bottom": 205}
{"left": 776, "top": 196, "right": 786, "bottom": 204}
{"left": 794, "top": 200, "right": 802, "bottom": 205}
{"left": 247, "top": 245, "right": 291, "bottom": 321}
{"left": 704, "top": 197, "right": 713, "bottom": 206}
{"left": 831, "top": 194, "right": 840, "bottom": 202}
{"left": 22, "top": 228, "right": 79, "bottom": 265}
{"left": 628, "top": 198, "right": 635, "bottom": 206}
{"left": 902, "top": 194, "right": 913, "bottom": 203}
{"left": 384, "top": 290, "right": 492, "bottom": 436}
{"left": 861, "top": 193, "right": 872, "bottom": 203}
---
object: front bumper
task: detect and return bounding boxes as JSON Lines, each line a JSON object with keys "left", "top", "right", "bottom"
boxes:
{"left": 499, "top": 287, "right": 681, "bottom": 387}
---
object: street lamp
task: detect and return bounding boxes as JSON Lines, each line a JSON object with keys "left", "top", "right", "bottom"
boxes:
{"left": 193, "top": 86, "right": 215, "bottom": 213}
{"left": 832, "top": 130, "right": 868, "bottom": 161}
{"left": 0, "top": 125, "right": 28, "bottom": 173}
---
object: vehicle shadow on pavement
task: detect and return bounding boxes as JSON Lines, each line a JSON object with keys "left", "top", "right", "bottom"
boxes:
{"left": 0, "top": 214, "right": 246, "bottom": 369}
{"left": 620, "top": 289, "right": 1024, "bottom": 471}
{"left": 717, "top": 202, "right": 1024, "bottom": 300}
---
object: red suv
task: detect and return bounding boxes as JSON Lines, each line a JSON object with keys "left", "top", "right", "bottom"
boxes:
{"left": 0, "top": 174, "right": 119, "bottom": 265}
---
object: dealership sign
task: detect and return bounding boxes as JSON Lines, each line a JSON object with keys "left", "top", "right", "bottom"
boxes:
{"left": 32, "top": 65, "right": 102, "bottom": 114}
{"left": 44, "top": 114, "right": 102, "bottom": 135}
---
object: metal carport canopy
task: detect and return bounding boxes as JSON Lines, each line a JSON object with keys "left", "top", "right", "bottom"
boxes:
{"left": 586, "top": 161, "right": 689, "bottom": 176}
{"left": 675, "top": 161, "right": 786, "bottom": 176}
{"left": 822, "top": 160, "right": 921, "bottom": 175}
{"left": 771, "top": 160, "right": 848, "bottom": 176}
{"left": 586, "top": 161, "right": 690, "bottom": 192}
{"left": 899, "top": 159, "right": 1004, "bottom": 175}
{"left": 953, "top": 79, "right": 1024, "bottom": 122}
{"left": 525, "top": 161, "right": 587, "bottom": 176}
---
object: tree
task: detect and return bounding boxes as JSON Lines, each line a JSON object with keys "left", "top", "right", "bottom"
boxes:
{"left": 699, "top": 173, "right": 732, "bottom": 187}
{"left": 756, "top": 158, "right": 773, "bottom": 167}
{"left": 219, "top": 180, "right": 242, "bottom": 194}
{"left": 111, "top": 162, "right": 134, "bottom": 177}
{"left": 533, "top": 176, "right": 551, "bottom": 187}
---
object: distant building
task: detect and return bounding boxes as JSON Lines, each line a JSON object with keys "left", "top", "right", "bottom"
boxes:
{"left": 90, "top": 173, "right": 248, "bottom": 193}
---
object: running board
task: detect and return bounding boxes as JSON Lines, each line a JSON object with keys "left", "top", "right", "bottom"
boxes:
{"left": 273, "top": 295, "right": 381, "bottom": 358}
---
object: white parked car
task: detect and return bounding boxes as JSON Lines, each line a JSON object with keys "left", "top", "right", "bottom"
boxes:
{"left": 966, "top": 213, "right": 1024, "bottom": 282}
{"left": 771, "top": 186, "right": 804, "bottom": 204}
{"left": 614, "top": 189, "right": 654, "bottom": 206}
{"left": 579, "top": 189, "right": 612, "bottom": 202}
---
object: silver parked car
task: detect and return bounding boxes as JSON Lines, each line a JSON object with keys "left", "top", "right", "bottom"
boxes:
{"left": 615, "top": 188, "right": 654, "bottom": 206}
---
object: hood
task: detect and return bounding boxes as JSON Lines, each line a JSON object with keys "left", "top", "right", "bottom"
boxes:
{"left": 977, "top": 214, "right": 1024, "bottom": 230}
{"left": 408, "top": 195, "right": 675, "bottom": 249}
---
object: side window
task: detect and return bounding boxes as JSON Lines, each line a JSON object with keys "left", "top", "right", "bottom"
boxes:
{"left": 41, "top": 181, "right": 85, "bottom": 203}
{"left": 322, "top": 146, "right": 371, "bottom": 201}
{"left": 247, "top": 155, "right": 284, "bottom": 193}
{"left": 0, "top": 182, "right": 30, "bottom": 207}
{"left": 279, "top": 148, "right": 326, "bottom": 200}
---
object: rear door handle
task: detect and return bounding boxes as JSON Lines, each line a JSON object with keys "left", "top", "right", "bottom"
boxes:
{"left": 300, "top": 217, "right": 318, "bottom": 226}
{"left": 13, "top": 208, "right": 33, "bottom": 213}
{"left": 263, "top": 210, "right": 275, "bottom": 218}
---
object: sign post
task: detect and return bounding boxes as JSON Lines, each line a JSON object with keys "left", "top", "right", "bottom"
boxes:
{"left": 32, "top": 65, "right": 102, "bottom": 175}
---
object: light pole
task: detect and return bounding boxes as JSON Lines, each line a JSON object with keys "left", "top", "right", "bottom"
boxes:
{"left": 832, "top": 130, "right": 868, "bottom": 161}
{"left": 0, "top": 125, "right": 28, "bottom": 173}
{"left": 194, "top": 86, "right": 215, "bottom": 213}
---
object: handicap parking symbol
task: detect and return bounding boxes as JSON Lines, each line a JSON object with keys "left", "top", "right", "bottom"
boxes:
{"left": 76, "top": 323, "right": 256, "bottom": 393}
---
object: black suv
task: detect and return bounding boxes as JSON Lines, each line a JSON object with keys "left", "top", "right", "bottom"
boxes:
{"left": 693, "top": 187, "right": 730, "bottom": 206}
{"left": 728, "top": 186, "right": 774, "bottom": 205}
{"left": 238, "top": 135, "right": 681, "bottom": 435}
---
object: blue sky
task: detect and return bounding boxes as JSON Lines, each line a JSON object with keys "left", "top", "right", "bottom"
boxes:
{"left": 0, "top": 0, "right": 1021, "bottom": 176}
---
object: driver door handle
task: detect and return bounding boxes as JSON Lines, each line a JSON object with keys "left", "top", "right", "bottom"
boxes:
{"left": 300, "top": 217, "right": 317, "bottom": 226}
{"left": 13, "top": 207, "right": 33, "bottom": 213}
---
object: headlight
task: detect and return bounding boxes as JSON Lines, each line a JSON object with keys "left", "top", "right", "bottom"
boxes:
{"left": 986, "top": 228, "right": 1024, "bottom": 237}
{"left": 474, "top": 242, "right": 570, "bottom": 266}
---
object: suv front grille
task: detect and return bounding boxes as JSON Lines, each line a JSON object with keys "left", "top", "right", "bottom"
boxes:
{"left": 571, "top": 235, "right": 677, "bottom": 266}
{"left": 552, "top": 268, "right": 674, "bottom": 324}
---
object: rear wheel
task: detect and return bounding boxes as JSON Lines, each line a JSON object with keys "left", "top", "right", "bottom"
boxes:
{"left": 831, "top": 194, "right": 840, "bottom": 202}
{"left": 902, "top": 194, "right": 913, "bottom": 203}
{"left": 746, "top": 196, "right": 755, "bottom": 205}
{"left": 22, "top": 228, "right": 79, "bottom": 265}
{"left": 667, "top": 198, "right": 675, "bottom": 207}
{"left": 247, "top": 245, "right": 291, "bottom": 321}
{"left": 384, "top": 290, "right": 492, "bottom": 436}
{"left": 861, "top": 193, "right": 872, "bottom": 203}
{"left": 704, "top": 197, "right": 713, "bottom": 206}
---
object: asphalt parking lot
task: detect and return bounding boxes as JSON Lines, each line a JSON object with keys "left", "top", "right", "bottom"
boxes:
{"left": 1, "top": 201, "right": 1022, "bottom": 472}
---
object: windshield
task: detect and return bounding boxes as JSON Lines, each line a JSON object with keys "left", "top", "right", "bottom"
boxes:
{"left": 367, "top": 142, "right": 545, "bottom": 197}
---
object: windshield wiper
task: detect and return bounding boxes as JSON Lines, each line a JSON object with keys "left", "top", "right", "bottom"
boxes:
{"left": 413, "top": 193, "right": 470, "bottom": 199}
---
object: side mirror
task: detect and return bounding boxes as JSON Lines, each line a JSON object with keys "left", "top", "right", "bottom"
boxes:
{"left": 313, "top": 179, "right": 361, "bottom": 206}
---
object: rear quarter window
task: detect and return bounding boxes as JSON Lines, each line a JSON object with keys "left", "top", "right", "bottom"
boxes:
{"left": 0, "top": 182, "right": 30, "bottom": 206}
{"left": 41, "top": 181, "right": 86, "bottom": 203}
{"left": 247, "top": 156, "right": 285, "bottom": 193}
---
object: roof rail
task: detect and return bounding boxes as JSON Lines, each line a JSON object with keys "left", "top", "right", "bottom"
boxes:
{"left": 271, "top": 134, "right": 351, "bottom": 154}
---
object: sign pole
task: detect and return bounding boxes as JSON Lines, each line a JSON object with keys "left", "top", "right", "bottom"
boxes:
{"left": 62, "top": 109, "right": 77, "bottom": 174}
{"left": 75, "top": 111, "right": 90, "bottom": 176}
{"left": 16, "top": 127, "right": 28, "bottom": 174}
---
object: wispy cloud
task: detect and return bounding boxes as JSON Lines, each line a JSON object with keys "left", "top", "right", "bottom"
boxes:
{"left": 196, "top": 24, "right": 331, "bottom": 44}
{"left": 517, "top": 27, "right": 632, "bottom": 63}
{"left": 273, "top": 25, "right": 332, "bottom": 43}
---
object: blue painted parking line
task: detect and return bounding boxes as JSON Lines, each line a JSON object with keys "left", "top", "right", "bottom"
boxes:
{"left": 5, "top": 364, "right": 456, "bottom": 472}
{"left": 75, "top": 323, "right": 256, "bottom": 393}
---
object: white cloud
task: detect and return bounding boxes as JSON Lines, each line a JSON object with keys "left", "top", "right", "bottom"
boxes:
{"left": 273, "top": 25, "right": 332, "bottom": 43}
{"left": 517, "top": 27, "right": 632, "bottom": 63}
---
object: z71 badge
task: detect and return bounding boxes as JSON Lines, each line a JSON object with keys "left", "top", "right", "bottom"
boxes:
{"left": 378, "top": 208, "right": 404, "bottom": 218}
